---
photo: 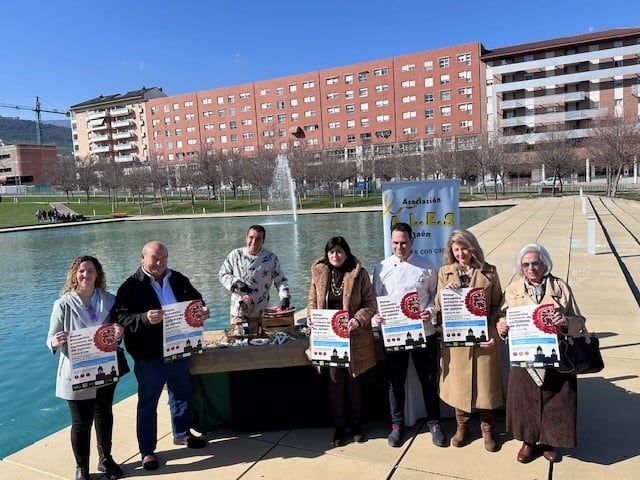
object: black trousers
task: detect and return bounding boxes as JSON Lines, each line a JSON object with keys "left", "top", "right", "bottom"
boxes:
{"left": 328, "top": 366, "right": 362, "bottom": 429}
{"left": 67, "top": 383, "right": 117, "bottom": 464}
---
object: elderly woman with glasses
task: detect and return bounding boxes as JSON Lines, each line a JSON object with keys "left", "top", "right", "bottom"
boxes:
{"left": 497, "top": 243, "right": 586, "bottom": 464}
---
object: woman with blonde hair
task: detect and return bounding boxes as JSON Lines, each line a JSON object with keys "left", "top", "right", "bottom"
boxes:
{"left": 435, "top": 229, "right": 504, "bottom": 452}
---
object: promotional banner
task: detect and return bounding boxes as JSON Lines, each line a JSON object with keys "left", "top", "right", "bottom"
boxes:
{"left": 440, "top": 287, "right": 489, "bottom": 347}
{"left": 68, "top": 324, "right": 121, "bottom": 391}
{"left": 376, "top": 291, "right": 427, "bottom": 351}
{"left": 381, "top": 180, "right": 460, "bottom": 268}
{"left": 163, "top": 300, "right": 206, "bottom": 362}
{"left": 309, "top": 309, "right": 351, "bottom": 368}
{"left": 506, "top": 303, "right": 560, "bottom": 368}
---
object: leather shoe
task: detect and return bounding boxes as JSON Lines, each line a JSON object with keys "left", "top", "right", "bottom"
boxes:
{"left": 173, "top": 434, "right": 207, "bottom": 448}
{"left": 141, "top": 453, "right": 159, "bottom": 471}
{"left": 541, "top": 445, "right": 558, "bottom": 462}
{"left": 517, "top": 442, "right": 535, "bottom": 463}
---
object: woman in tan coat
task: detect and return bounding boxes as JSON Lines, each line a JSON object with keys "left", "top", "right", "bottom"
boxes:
{"left": 435, "top": 229, "right": 504, "bottom": 452}
{"left": 308, "top": 236, "right": 377, "bottom": 447}
{"left": 497, "top": 243, "right": 585, "bottom": 464}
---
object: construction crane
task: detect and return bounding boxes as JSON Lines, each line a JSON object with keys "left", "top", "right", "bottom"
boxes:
{"left": 0, "top": 96, "right": 69, "bottom": 144}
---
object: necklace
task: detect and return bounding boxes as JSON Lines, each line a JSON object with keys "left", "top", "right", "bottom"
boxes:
{"left": 457, "top": 264, "right": 474, "bottom": 287}
{"left": 330, "top": 270, "right": 344, "bottom": 296}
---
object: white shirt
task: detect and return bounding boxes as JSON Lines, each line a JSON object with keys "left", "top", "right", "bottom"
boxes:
{"left": 372, "top": 252, "right": 438, "bottom": 336}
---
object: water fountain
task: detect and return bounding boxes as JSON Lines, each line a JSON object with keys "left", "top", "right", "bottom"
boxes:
{"left": 269, "top": 154, "right": 298, "bottom": 222}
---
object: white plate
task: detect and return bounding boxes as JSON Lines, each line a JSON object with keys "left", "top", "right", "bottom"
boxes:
{"left": 249, "top": 338, "right": 270, "bottom": 346}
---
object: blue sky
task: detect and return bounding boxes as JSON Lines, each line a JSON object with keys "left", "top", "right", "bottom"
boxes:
{"left": 1, "top": 0, "right": 637, "bottom": 120}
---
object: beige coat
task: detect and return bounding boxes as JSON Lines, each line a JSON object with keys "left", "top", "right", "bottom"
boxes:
{"left": 307, "top": 258, "right": 377, "bottom": 377}
{"left": 435, "top": 262, "right": 504, "bottom": 411}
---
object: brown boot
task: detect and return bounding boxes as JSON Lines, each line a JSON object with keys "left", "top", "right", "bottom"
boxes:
{"left": 451, "top": 408, "right": 471, "bottom": 447}
{"left": 479, "top": 409, "right": 497, "bottom": 452}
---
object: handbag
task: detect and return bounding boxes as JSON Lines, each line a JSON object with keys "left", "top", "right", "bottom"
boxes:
{"left": 556, "top": 330, "right": 604, "bottom": 375}
{"left": 117, "top": 347, "right": 130, "bottom": 377}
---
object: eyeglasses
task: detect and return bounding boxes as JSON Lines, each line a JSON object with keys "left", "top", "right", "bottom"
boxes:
{"left": 521, "top": 261, "right": 541, "bottom": 269}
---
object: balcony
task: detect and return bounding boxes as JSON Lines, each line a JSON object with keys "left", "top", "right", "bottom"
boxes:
{"left": 86, "top": 110, "right": 107, "bottom": 120}
{"left": 632, "top": 84, "right": 640, "bottom": 97}
{"left": 112, "top": 131, "right": 133, "bottom": 140}
{"left": 109, "top": 107, "right": 130, "bottom": 117}
{"left": 115, "top": 154, "right": 136, "bottom": 163}
{"left": 111, "top": 119, "right": 132, "bottom": 128}
{"left": 501, "top": 91, "right": 585, "bottom": 110}
{"left": 500, "top": 107, "right": 608, "bottom": 128}
{"left": 87, "top": 118, "right": 107, "bottom": 131}
{"left": 113, "top": 142, "right": 134, "bottom": 152}
{"left": 89, "top": 145, "right": 110, "bottom": 154}
{"left": 89, "top": 133, "right": 109, "bottom": 142}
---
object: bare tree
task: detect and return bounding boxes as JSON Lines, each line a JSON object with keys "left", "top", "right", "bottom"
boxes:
{"left": 96, "top": 158, "right": 123, "bottom": 209}
{"left": 123, "top": 168, "right": 150, "bottom": 214}
{"left": 315, "top": 149, "right": 353, "bottom": 207}
{"left": 469, "top": 132, "right": 513, "bottom": 199}
{"left": 76, "top": 163, "right": 96, "bottom": 202}
{"left": 287, "top": 147, "right": 318, "bottom": 207}
{"left": 240, "top": 148, "right": 277, "bottom": 210}
{"left": 586, "top": 115, "right": 640, "bottom": 197}
{"left": 48, "top": 155, "right": 77, "bottom": 201}
{"left": 533, "top": 128, "right": 581, "bottom": 193}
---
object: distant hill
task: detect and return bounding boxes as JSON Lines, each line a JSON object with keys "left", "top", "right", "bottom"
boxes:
{"left": 0, "top": 115, "right": 73, "bottom": 156}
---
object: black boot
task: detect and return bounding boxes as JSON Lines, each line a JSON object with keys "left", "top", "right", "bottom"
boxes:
{"left": 97, "top": 445, "right": 123, "bottom": 479}
{"left": 75, "top": 457, "right": 90, "bottom": 480}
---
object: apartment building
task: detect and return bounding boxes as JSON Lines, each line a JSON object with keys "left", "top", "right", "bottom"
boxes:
{"left": 69, "top": 87, "right": 166, "bottom": 164}
{"left": 70, "top": 28, "right": 640, "bottom": 176}
{"left": 482, "top": 28, "right": 640, "bottom": 150}
{"left": 144, "top": 42, "right": 484, "bottom": 168}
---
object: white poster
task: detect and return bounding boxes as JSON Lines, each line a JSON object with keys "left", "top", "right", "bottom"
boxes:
{"left": 381, "top": 180, "right": 460, "bottom": 268}
{"left": 506, "top": 303, "right": 560, "bottom": 368}
{"left": 440, "top": 287, "right": 489, "bottom": 347}
{"left": 162, "top": 300, "right": 206, "bottom": 362}
{"left": 376, "top": 291, "right": 427, "bottom": 351}
{"left": 68, "top": 324, "right": 121, "bottom": 391}
{"left": 309, "top": 309, "right": 351, "bottom": 368}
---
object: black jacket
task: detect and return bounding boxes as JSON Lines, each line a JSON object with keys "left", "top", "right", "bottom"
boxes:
{"left": 112, "top": 267, "right": 204, "bottom": 360}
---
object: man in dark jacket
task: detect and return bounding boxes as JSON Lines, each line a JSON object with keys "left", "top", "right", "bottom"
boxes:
{"left": 113, "top": 240, "right": 210, "bottom": 471}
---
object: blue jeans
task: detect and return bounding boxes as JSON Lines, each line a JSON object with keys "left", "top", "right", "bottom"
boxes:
{"left": 386, "top": 334, "right": 440, "bottom": 426}
{"left": 134, "top": 357, "right": 192, "bottom": 455}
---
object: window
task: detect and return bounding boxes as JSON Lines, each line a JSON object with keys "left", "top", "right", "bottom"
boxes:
{"left": 424, "top": 60, "right": 433, "bottom": 71}
{"left": 241, "top": 105, "right": 252, "bottom": 112}
{"left": 290, "top": 98, "right": 298, "bottom": 106}
{"left": 306, "top": 138, "right": 318, "bottom": 145}
{"left": 402, "top": 95, "right": 416, "bottom": 103}
{"left": 327, "top": 92, "right": 339, "bottom": 100}
{"left": 424, "top": 77, "right": 434, "bottom": 87}
{"left": 376, "top": 114, "right": 390, "bottom": 122}
{"left": 401, "top": 63, "right": 415, "bottom": 72}
{"left": 277, "top": 100, "right": 285, "bottom": 109}
{"left": 304, "top": 110, "right": 317, "bottom": 117}
{"left": 201, "top": 98, "right": 212, "bottom": 105}
{"left": 359, "top": 88, "right": 368, "bottom": 97}
{"left": 375, "top": 99, "right": 389, "bottom": 107}
{"left": 261, "top": 102, "right": 271, "bottom": 109}
{"left": 304, "top": 124, "right": 318, "bottom": 131}
{"left": 227, "top": 95, "right": 235, "bottom": 103}
{"left": 440, "top": 74, "right": 450, "bottom": 84}
{"left": 441, "top": 106, "right": 451, "bottom": 116}
{"left": 373, "top": 67, "right": 389, "bottom": 76}
{"left": 375, "top": 130, "right": 391, "bottom": 138}
{"left": 187, "top": 126, "right": 196, "bottom": 133}
{"left": 263, "top": 130, "right": 274, "bottom": 137}
{"left": 229, "top": 108, "right": 235, "bottom": 116}
{"left": 291, "top": 112, "right": 299, "bottom": 120}
{"left": 358, "top": 71, "right": 368, "bottom": 82}
{"left": 260, "top": 115, "right": 273, "bottom": 123}
{"left": 458, "top": 103, "right": 473, "bottom": 113}
{"left": 203, "top": 110, "right": 213, "bottom": 117}
{"left": 243, "top": 132, "right": 254, "bottom": 139}
{"left": 459, "top": 120, "right": 473, "bottom": 129}
{"left": 220, "top": 136, "right": 227, "bottom": 143}
{"left": 403, "top": 126, "right": 417, "bottom": 134}
{"left": 184, "top": 100, "right": 193, "bottom": 107}
{"left": 217, "top": 96, "right": 225, "bottom": 105}
{"left": 240, "top": 91, "right": 251, "bottom": 99}
{"left": 457, "top": 86, "right": 472, "bottom": 97}
{"left": 329, "top": 135, "right": 341, "bottom": 143}
{"left": 345, "top": 74, "right": 353, "bottom": 84}
{"left": 218, "top": 109, "right": 225, "bottom": 117}
{"left": 172, "top": 103, "right": 179, "bottom": 110}
{"left": 441, "top": 123, "right": 451, "bottom": 132}
{"left": 304, "top": 95, "right": 316, "bottom": 103}
{"left": 402, "top": 111, "right": 417, "bottom": 119}
{"left": 440, "top": 90, "right": 451, "bottom": 100}
{"left": 347, "top": 134, "right": 356, "bottom": 143}
{"left": 360, "top": 102, "right": 369, "bottom": 111}
{"left": 187, "top": 138, "right": 197, "bottom": 145}
{"left": 361, "top": 118, "right": 369, "bottom": 127}
{"left": 175, "top": 128, "right": 182, "bottom": 136}
{"left": 457, "top": 53, "right": 472, "bottom": 65}
{"left": 277, "top": 114, "right": 286, "bottom": 123}
{"left": 424, "top": 93, "right": 434, "bottom": 102}
{"left": 374, "top": 84, "right": 389, "bottom": 92}
{"left": 346, "top": 104, "right": 355, "bottom": 113}
{"left": 401, "top": 79, "right": 416, "bottom": 88}
{"left": 260, "top": 88, "right": 270, "bottom": 96}
{"left": 185, "top": 113, "right": 195, "bottom": 120}
{"left": 345, "top": 90, "right": 354, "bottom": 99}
{"left": 229, "top": 121, "right": 237, "bottom": 129}
{"left": 241, "top": 119, "right": 253, "bottom": 126}
{"left": 327, "top": 106, "right": 340, "bottom": 114}
{"left": 275, "top": 87, "right": 284, "bottom": 96}
{"left": 425, "top": 125, "right": 435, "bottom": 134}
{"left": 218, "top": 122, "right": 227, "bottom": 130}
{"left": 328, "top": 121, "right": 341, "bottom": 129}
{"left": 425, "top": 109, "right": 435, "bottom": 119}
{"left": 302, "top": 80, "right": 315, "bottom": 89}
{"left": 458, "top": 71, "right": 472, "bottom": 81}
{"left": 205, "top": 136, "right": 214, "bottom": 143}
{"left": 326, "top": 76, "right": 339, "bottom": 85}
{"left": 245, "top": 145, "right": 256, "bottom": 152}
{"left": 289, "top": 84, "right": 297, "bottom": 92}
{"left": 439, "top": 57, "right": 450, "bottom": 68}
{"left": 347, "top": 119, "right": 356, "bottom": 128}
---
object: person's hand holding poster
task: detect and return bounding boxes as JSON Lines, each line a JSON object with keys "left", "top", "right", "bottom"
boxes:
{"left": 163, "top": 300, "right": 206, "bottom": 362}
{"left": 309, "top": 309, "right": 351, "bottom": 367}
